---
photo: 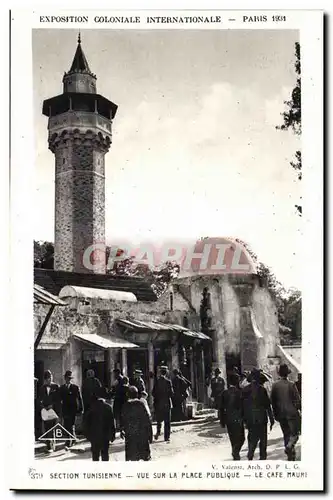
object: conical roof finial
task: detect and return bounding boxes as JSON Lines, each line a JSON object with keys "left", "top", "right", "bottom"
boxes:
{"left": 78, "top": 32, "right": 81, "bottom": 44}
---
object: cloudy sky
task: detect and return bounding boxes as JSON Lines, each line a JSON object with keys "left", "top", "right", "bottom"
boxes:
{"left": 33, "top": 29, "right": 301, "bottom": 289}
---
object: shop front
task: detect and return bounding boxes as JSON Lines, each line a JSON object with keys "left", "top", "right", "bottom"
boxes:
{"left": 116, "top": 319, "right": 211, "bottom": 405}
{"left": 71, "top": 332, "right": 139, "bottom": 389}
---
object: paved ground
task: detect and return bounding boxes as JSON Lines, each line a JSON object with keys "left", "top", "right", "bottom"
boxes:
{"left": 36, "top": 419, "right": 301, "bottom": 462}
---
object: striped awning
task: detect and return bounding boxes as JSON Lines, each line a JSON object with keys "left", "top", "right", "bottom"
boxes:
{"left": 116, "top": 318, "right": 211, "bottom": 341}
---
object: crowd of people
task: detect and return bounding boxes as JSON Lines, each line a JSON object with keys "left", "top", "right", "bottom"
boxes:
{"left": 35, "top": 365, "right": 191, "bottom": 461}
{"left": 35, "top": 363, "right": 301, "bottom": 462}
{"left": 216, "top": 365, "right": 302, "bottom": 461}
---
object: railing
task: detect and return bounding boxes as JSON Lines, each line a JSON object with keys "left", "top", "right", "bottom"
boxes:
{"left": 48, "top": 111, "right": 112, "bottom": 134}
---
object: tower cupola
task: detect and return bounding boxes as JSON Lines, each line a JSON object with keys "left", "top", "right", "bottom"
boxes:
{"left": 63, "top": 33, "right": 97, "bottom": 94}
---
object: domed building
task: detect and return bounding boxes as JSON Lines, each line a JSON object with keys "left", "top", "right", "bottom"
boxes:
{"left": 171, "top": 237, "right": 281, "bottom": 389}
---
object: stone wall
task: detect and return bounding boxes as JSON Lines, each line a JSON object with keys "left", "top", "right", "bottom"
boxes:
{"left": 176, "top": 274, "right": 280, "bottom": 377}
{"left": 50, "top": 129, "right": 111, "bottom": 274}
{"left": 34, "top": 288, "right": 193, "bottom": 346}
{"left": 251, "top": 283, "right": 279, "bottom": 359}
{"left": 35, "top": 349, "right": 63, "bottom": 386}
{"left": 34, "top": 289, "right": 194, "bottom": 387}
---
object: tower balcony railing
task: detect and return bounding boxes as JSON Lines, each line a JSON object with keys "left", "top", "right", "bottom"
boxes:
{"left": 48, "top": 111, "right": 112, "bottom": 136}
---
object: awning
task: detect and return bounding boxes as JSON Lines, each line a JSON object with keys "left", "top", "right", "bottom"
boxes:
{"left": 116, "top": 319, "right": 211, "bottom": 341}
{"left": 37, "top": 342, "right": 66, "bottom": 350}
{"left": 73, "top": 332, "right": 139, "bottom": 349}
{"left": 34, "top": 284, "right": 67, "bottom": 306}
{"left": 59, "top": 286, "right": 137, "bottom": 302}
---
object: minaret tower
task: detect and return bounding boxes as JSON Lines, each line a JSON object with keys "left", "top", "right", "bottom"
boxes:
{"left": 42, "top": 34, "right": 117, "bottom": 273}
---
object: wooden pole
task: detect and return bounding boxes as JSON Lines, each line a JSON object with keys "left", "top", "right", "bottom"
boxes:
{"left": 121, "top": 349, "right": 128, "bottom": 376}
{"left": 34, "top": 305, "right": 55, "bottom": 350}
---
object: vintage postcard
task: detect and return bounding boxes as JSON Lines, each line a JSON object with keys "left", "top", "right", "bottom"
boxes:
{"left": 8, "top": 8, "right": 323, "bottom": 491}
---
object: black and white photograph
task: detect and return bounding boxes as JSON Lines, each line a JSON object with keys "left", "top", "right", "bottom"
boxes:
{"left": 8, "top": 9, "right": 323, "bottom": 491}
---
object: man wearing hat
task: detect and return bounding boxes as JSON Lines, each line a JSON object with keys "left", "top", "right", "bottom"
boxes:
{"left": 171, "top": 369, "right": 191, "bottom": 422}
{"left": 82, "top": 369, "right": 102, "bottom": 414}
{"left": 242, "top": 368, "right": 275, "bottom": 460}
{"left": 38, "top": 370, "right": 61, "bottom": 451}
{"left": 133, "top": 369, "right": 146, "bottom": 398}
{"left": 220, "top": 372, "right": 245, "bottom": 460}
{"left": 34, "top": 377, "right": 42, "bottom": 440}
{"left": 271, "top": 364, "right": 301, "bottom": 461}
{"left": 59, "top": 370, "right": 83, "bottom": 447}
{"left": 210, "top": 368, "right": 225, "bottom": 418}
{"left": 84, "top": 386, "right": 116, "bottom": 461}
{"left": 152, "top": 366, "right": 174, "bottom": 442}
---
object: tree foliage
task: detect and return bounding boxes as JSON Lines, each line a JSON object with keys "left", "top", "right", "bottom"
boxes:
{"left": 33, "top": 241, "right": 179, "bottom": 298}
{"left": 278, "top": 42, "right": 301, "bottom": 136}
{"left": 236, "top": 239, "right": 301, "bottom": 344}
{"left": 34, "top": 240, "right": 54, "bottom": 269}
{"left": 277, "top": 42, "right": 302, "bottom": 217}
{"left": 106, "top": 246, "right": 180, "bottom": 297}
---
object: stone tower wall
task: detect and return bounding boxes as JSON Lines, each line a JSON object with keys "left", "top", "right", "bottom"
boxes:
{"left": 50, "top": 128, "right": 110, "bottom": 274}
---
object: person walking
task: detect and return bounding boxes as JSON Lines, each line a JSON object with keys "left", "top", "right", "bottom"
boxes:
{"left": 220, "top": 372, "right": 245, "bottom": 460}
{"left": 132, "top": 369, "right": 146, "bottom": 398}
{"left": 242, "top": 368, "right": 275, "bottom": 460}
{"left": 171, "top": 369, "right": 191, "bottom": 421}
{"left": 83, "top": 387, "right": 116, "bottom": 461}
{"left": 112, "top": 369, "right": 125, "bottom": 431}
{"left": 59, "top": 370, "right": 83, "bottom": 448}
{"left": 39, "top": 370, "right": 61, "bottom": 452}
{"left": 210, "top": 368, "right": 225, "bottom": 418}
{"left": 152, "top": 366, "right": 174, "bottom": 442}
{"left": 271, "top": 364, "right": 301, "bottom": 461}
{"left": 140, "top": 391, "right": 152, "bottom": 419}
{"left": 82, "top": 369, "right": 102, "bottom": 414}
{"left": 121, "top": 386, "right": 153, "bottom": 461}
{"left": 239, "top": 371, "right": 251, "bottom": 389}
{"left": 34, "top": 377, "right": 42, "bottom": 440}
{"left": 295, "top": 373, "right": 302, "bottom": 399}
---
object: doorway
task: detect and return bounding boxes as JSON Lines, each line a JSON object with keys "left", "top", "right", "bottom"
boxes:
{"left": 225, "top": 352, "right": 242, "bottom": 385}
{"left": 127, "top": 348, "right": 148, "bottom": 385}
{"left": 82, "top": 349, "right": 109, "bottom": 387}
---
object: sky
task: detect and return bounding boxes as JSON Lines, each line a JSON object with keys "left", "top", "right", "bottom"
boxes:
{"left": 33, "top": 29, "right": 301, "bottom": 289}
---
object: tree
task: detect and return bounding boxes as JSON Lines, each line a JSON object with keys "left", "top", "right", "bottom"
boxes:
{"left": 236, "top": 238, "right": 285, "bottom": 299}
{"left": 277, "top": 42, "right": 302, "bottom": 216}
{"left": 106, "top": 247, "right": 181, "bottom": 297}
{"left": 34, "top": 240, "right": 54, "bottom": 269}
{"left": 278, "top": 42, "right": 301, "bottom": 136}
{"left": 236, "top": 238, "right": 301, "bottom": 344}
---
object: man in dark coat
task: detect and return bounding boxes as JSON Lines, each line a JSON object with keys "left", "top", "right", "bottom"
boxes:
{"left": 242, "top": 369, "right": 275, "bottom": 460}
{"left": 111, "top": 369, "right": 126, "bottom": 430}
{"left": 121, "top": 386, "right": 153, "bottom": 461}
{"left": 271, "top": 364, "right": 301, "bottom": 461}
{"left": 82, "top": 369, "right": 102, "bottom": 414}
{"left": 83, "top": 387, "right": 116, "bottom": 461}
{"left": 152, "top": 366, "right": 174, "bottom": 442}
{"left": 210, "top": 368, "right": 225, "bottom": 419}
{"left": 34, "top": 377, "right": 42, "bottom": 440}
{"left": 59, "top": 370, "right": 83, "bottom": 447}
{"left": 220, "top": 373, "right": 245, "bottom": 460}
{"left": 39, "top": 370, "right": 61, "bottom": 451}
{"left": 171, "top": 369, "right": 191, "bottom": 422}
{"left": 132, "top": 369, "right": 146, "bottom": 398}
{"left": 295, "top": 373, "right": 302, "bottom": 399}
